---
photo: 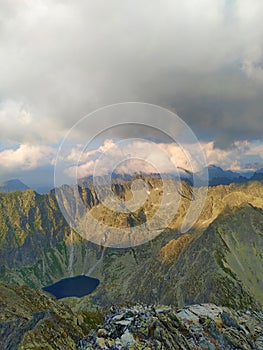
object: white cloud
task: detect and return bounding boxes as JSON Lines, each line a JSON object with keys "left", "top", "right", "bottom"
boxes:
{"left": 1, "top": 137, "right": 263, "bottom": 184}
{"left": 0, "top": 143, "right": 56, "bottom": 172}
{"left": 65, "top": 138, "right": 263, "bottom": 179}
{"left": 202, "top": 140, "right": 263, "bottom": 171}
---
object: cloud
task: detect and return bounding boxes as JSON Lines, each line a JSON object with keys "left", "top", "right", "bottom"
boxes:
{"left": 1, "top": 0, "right": 263, "bottom": 146}
{"left": 65, "top": 138, "right": 263, "bottom": 180}
{"left": 1, "top": 137, "right": 263, "bottom": 185}
{"left": 199, "top": 140, "right": 263, "bottom": 171}
{"left": 66, "top": 139, "right": 189, "bottom": 178}
{"left": 0, "top": 100, "right": 60, "bottom": 143}
{"left": 0, "top": 143, "right": 56, "bottom": 176}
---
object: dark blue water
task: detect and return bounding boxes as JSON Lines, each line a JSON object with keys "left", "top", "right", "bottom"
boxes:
{"left": 43, "top": 275, "right": 100, "bottom": 299}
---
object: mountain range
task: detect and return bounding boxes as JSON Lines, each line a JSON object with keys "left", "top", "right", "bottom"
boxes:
{"left": 1, "top": 165, "right": 262, "bottom": 195}
{"left": 0, "top": 177, "right": 262, "bottom": 310}
{"left": 0, "top": 174, "right": 263, "bottom": 348}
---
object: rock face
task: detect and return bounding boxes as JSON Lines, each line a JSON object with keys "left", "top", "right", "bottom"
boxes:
{"left": 0, "top": 188, "right": 103, "bottom": 288}
{"left": 121, "top": 203, "right": 263, "bottom": 310}
{"left": 78, "top": 303, "right": 263, "bottom": 350}
{"left": 0, "top": 283, "right": 103, "bottom": 350}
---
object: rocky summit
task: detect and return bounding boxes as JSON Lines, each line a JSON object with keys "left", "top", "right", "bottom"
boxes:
{"left": 78, "top": 303, "right": 263, "bottom": 350}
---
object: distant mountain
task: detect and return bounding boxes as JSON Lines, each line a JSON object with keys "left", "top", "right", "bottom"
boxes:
{"left": 33, "top": 185, "right": 53, "bottom": 194}
{"left": 0, "top": 179, "right": 53, "bottom": 195}
{"left": 3, "top": 165, "right": 261, "bottom": 196}
{"left": 1, "top": 164, "right": 261, "bottom": 197}
{"left": 208, "top": 165, "right": 240, "bottom": 180}
{"left": 79, "top": 166, "right": 256, "bottom": 188}
{"left": 250, "top": 168, "right": 263, "bottom": 182}
{"left": 196, "top": 165, "right": 249, "bottom": 186}
{"left": 0, "top": 179, "right": 29, "bottom": 193}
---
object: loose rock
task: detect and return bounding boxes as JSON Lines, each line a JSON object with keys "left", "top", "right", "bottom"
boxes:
{"left": 77, "top": 303, "right": 263, "bottom": 349}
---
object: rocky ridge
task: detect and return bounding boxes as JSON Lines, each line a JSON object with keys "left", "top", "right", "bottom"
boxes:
{"left": 78, "top": 303, "right": 263, "bottom": 350}
{"left": 0, "top": 283, "right": 103, "bottom": 350}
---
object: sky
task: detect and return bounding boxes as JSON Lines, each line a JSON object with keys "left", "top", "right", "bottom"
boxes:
{"left": 1, "top": 0, "right": 263, "bottom": 189}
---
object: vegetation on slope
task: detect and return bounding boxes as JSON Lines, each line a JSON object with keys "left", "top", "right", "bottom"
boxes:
{"left": 0, "top": 179, "right": 262, "bottom": 311}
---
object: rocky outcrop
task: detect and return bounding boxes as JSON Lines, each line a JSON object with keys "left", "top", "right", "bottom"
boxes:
{"left": 0, "top": 283, "right": 103, "bottom": 350}
{"left": 158, "top": 233, "right": 192, "bottom": 263}
{"left": 77, "top": 303, "right": 263, "bottom": 349}
{"left": 1, "top": 282, "right": 262, "bottom": 349}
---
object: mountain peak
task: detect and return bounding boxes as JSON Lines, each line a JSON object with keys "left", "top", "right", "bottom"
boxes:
{"left": 0, "top": 179, "right": 29, "bottom": 193}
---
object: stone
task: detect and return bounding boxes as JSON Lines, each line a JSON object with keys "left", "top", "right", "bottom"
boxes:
{"left": 115, "top": 319, "right": 132, "bottom": 326}
{"left": 96, "top": 337, "right": 106, "bottom": 347}
{"left": 177, "top": 309, "right": 199, "bottom": 323}
{"left": 220, "top": 310, "right": 239, "bottom": 329}
{"left": 97, "top": 328, "right": 107, "bottom": 337}
{"left": 121, "top": 330, "right": 136, "bottom": 346}
{"left": 77, "top": 303, "right": 263, "bottom": 350}
{"left": 112, "top": 314, "right": 125, "bottom": 321}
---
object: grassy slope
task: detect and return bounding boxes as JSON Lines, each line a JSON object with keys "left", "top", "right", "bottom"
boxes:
{"left": 0, "top": 180, "right": 262, "bottom": 310}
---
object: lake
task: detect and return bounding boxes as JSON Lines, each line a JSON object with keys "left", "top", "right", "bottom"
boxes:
{"left": 42, "top": 275, "right": 100, "bottom": 299}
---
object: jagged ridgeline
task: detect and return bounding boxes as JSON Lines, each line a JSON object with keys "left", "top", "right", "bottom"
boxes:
{"left": 0, "top": 178, "right": 263, "bottom": 310}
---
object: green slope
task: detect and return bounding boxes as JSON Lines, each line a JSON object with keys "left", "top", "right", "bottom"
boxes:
{"left": 0, "top": 180, "right": 262, "bottom": 310}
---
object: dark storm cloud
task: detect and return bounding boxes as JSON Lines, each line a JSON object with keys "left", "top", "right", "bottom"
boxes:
{"left": 0, "top": 0, "right": 263, "bottom": 147}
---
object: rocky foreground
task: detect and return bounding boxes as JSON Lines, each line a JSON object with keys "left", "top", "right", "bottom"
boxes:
{"left": 0, "top": 283, "right": 103, "bottom": 350}
{"left": 78, "top": 303, "right": 263, "bottom": 350}
{"left": 0, "top": 281, "right": 263, "bottom": 349}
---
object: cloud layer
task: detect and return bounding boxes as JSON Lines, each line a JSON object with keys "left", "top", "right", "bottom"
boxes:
{"left": 1, "top": 0, "right": 263, "bottom": 186}
{"left": 1, "top": 138, "right": 263, "bottom": 186}
{"left": 1, "top": 0, "right": 263, "bottom": 147}
{"left": 0, "top": 143, "right": 55, "bottom": 179}
{"left": 64, "top": 139, "right": 263, "bottom": 180}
